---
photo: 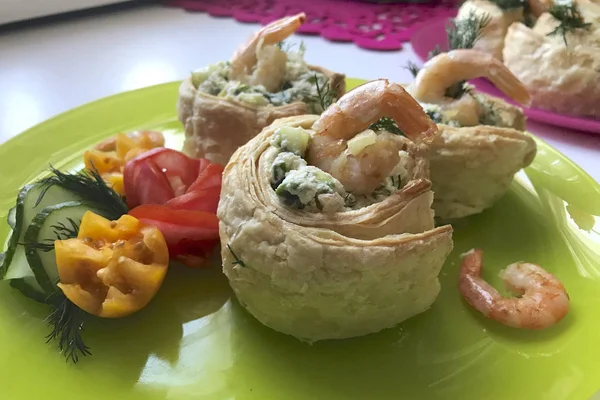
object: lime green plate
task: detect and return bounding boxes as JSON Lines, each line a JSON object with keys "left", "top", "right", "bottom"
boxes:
{"left": 1, "top": 79, "right": 599, "bottom": 400}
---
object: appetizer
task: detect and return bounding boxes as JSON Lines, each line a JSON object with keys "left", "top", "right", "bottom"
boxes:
{"left": 217, "top": 80, "right": 453, "bottom": 342}
{"left": 407, "top": 49, "right": 537, "bottom": 220}
{"left": 0, "top": 131, "right": 223, "bottom": 362}
{"left": 178, "top": 12, "right": 346, "bottom": 165}
{"left": 503, "top": 2, "right": 600, "bottom": 118}
{"left": 459, "top": 249, "right": 570, "bottom": 329}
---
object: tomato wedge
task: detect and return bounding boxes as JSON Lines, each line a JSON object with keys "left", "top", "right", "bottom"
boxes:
{"left": 124, "top": 148, "right": 202, "bottom": 208}
{"left": 129, "top": 205, "right": 220, "bottom": 267}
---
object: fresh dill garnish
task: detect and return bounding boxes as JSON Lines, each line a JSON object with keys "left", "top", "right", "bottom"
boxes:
{"left": 446, "top": 11, "right": 491, "bottom": 53}
{"left": 427, "top": 45, "right": 442, "bottom": 60}
{"left": 45, "top": 292, "right": 91, "bottom": 364}
{"left": 547, "top": 3, "right": 591, "bottom": 47}
{"left": 440, "top": 12, "right": 491, "bottom": 99}
{"left": 425, "top": 108, "right": 444, "bottom": 124}
{"left": 344, "top": 193, "right": 357, "bottom": 208}
{"left": 307, "top": 74, "right": 337, "bottom": 111}
{"left": 227, "top": 244, "right": 246, "bottom": 267}
{"left": 487, "top": 0, "right": 525, "bottom": 10}
{"left": 38, "top": 166, "right": 128, "bottom": 220}
{"left": 369, "top": 117, "right": 405, "bottom": 136}
{"left": 390, "top": 175, "right": 402, "bottom": 190}
{"left": 24, "top": 218, "right": 80, "bottom": 252}
{"left": 405, "top": 61, "right": 421, "bottom": 78}
{"left": 277, "top": 40, "right": 306, "bottom": 53}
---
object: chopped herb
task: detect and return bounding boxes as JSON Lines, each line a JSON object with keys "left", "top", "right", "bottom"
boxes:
{"left": 487, "top": 0, "right": 525, "bottom": 10}
{"left": 427, "top": 45, "right": 442, "bottom": 60}
{"left": 307, "top": 74, "right": 337, "bottom": 111}
{"left": 446, "top": 11, "right": 491, "bottom": 52}
{"left": 227, "top": 244, "right": 246, "bottom": 267}
{"left": 344, "top": 193, "right": 357, "bottom": 208}
{"left": 45, "top": 292, "right": 91, "bottom": 364}
{"left": 439, "top": 12, "right": 491, "bottom": 99}
{"left": 369, "top": 117, "right": 405, "bottom": 136}
{"left": 277, "top": 40, "right": 306, "bottom": 53}
{"left": 24, "top": 218, "right": 80, "bottom": 252}
{"left": 425, "top": 109, "right": 444, "bottom": 124}
{"left": 547, "top": 3, "right": 591, "bottom": 46}
{"left": 390, "top": 175, "right": 402, "bottom": 190}
{"left": 405, "top": 61, "right": 421, "bottom": 78}
{"left": 38, "top": 166, "right": 128, "bottom": 220}
{"left": 234, "top": 85, "right": 253, "bottom": 95}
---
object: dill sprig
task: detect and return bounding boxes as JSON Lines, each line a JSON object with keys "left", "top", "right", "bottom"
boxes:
{"left": 487, "top": 0, "right": 525, "bottom": 10}
{"left": 427, "top": 45, "right": 442, "bottom": 61}
{"left": 38, "top": 166, "right": 128, "bottom": 220}
{"left": 307, "top": 74, "right": 337, "bottom": 111}
{"left": 227, "top": 244, "right": 246, "bottom": 267}
{"left": 277, "top": 40, "right": 306, "bottom": 54}
{"left": 446, "top": 11, "right": 491, "bottom": 53}
{"left": 438, "top": 12, "right": 491, "bottom": 99}
{"left": 369, "top": 117, "right": 405, "bottom": 136}
{"left": 405, "top": 61, "right": 421, "bottom": 78}
{"left": 547, "top": 3, "right": 592, "bottom": 46}
{"left": 45, "top": 292, "right": 91, "bottom": 364}
{"left": 24, "top": 218, "right": 80, "bottom": 252}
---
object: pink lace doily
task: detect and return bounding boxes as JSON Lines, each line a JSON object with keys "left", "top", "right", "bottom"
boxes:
{"left": 165, "top": 0, "right": 460, "bottom": 51}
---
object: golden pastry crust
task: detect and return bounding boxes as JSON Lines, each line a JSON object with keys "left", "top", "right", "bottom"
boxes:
{"left": 429, "top": 123, "right": 536, "bottom": 220}
{"left": 503, "top": 20, "right": 600, "bottom": 118}
{"left": 217, "top": 115, "right": 453, "bottom": 342}
{"left": 177, "top": 65, "right": 346, "bottom": 165}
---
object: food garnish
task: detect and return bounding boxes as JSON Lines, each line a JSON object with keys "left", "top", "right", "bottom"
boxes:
{"left": 226, "top": 244, "right": 246, "bottom": 268}
{"left": 55, "top": 211, "right": 169, "bottom": 318}
{"left": 547, "top": 3, "right": 592, "bottom": 46}
{"left": 85, "top": 131, "right": 165, "bottom": 195}
{"left": 459, "top": 249, "right": 570, "bottom": 330}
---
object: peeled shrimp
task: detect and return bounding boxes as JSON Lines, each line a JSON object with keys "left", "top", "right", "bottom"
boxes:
{"left": 306, "top": 79, "right": 438, "bottom": 195}
{"left": 230, "top": 13, "right": 306, "bottom": 92}
{"left": 410, "top": 49, "right": 531, "bottom": 125}
{"left": 459, "top": 249, "right": 570, "bottom": 330}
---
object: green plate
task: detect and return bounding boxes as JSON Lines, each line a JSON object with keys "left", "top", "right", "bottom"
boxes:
{"left": 1, "top": 79, "right": 599, "bottom": 400}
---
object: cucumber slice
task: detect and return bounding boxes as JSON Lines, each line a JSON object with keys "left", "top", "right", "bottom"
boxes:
{"left": 7, "top": 206, "right": 16, "bottom": 229}
{"left": 10, "top": 277, "right": 48, "bottom": 304}
{"left": 24, "top": 201, "right": 91, "bottom": 292}
{"left": 2, "top": 183, "right": 79, "bottom": 281}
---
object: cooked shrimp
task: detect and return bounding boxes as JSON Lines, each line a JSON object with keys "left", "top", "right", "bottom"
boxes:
{"left": 459, "top": 249, "right": 570, "bottom": 330}
{"left": 306, "top": 79, "right": 438, "bottom": 195}
{"left": 409, "top": 49, "right": 531, "bottom": 125}
{"left": 230, "top": 13, "right": 306, "bottom": 92}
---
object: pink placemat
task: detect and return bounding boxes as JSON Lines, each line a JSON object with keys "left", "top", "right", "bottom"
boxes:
{"left": 165, "top": 0, "right": 460, "bottom": 51}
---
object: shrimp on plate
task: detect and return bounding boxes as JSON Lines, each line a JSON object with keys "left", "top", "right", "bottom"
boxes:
{"left": 459, "top": 249, "right": 570, "bottom": 330}
{"left": 230, "top": 13, "right": 306, "bottom": 92}
{"left": 306, "top": 79, "right": 438, "bottom": 195}
{"left": 408, "top": 49, "right": 531, "bottom": 127}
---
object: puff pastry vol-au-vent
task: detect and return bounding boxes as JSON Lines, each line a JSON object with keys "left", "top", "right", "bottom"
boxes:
{"left": 177, "top": 13, "right": 346, "bottom": 165}
{"left": 503, "top": 3, "right": 600, "bottom": 118}
{"left": 407, "top": 49, "right": 537, "bottom": 220}
{"left": 217, "top": 81, "right": 453, "bottom": 342}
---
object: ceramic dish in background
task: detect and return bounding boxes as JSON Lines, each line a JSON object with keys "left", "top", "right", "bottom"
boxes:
{"left": 0, "top": 79, "right": 599, "bottom": 400}
{"left": 409, "top": 18, "right": 600, "bottom": 135}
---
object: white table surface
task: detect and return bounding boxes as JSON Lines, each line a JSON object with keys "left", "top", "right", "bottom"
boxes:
{"left": 0, "top": 4, "right": 598, "bottom": 182}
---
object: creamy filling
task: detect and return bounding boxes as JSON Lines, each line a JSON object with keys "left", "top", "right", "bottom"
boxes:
{"left": 269, "top": 126, "right": 412, "bottom": 213}
{"left": 192, "top": 47, "right": 335, "bottom": 113}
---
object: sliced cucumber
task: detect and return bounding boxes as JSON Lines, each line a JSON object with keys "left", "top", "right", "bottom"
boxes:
{"left": 24, "top": 201, "right": 92, "bottom": 292}
{"left": 7, "top": 206, "right": 16, "bottom": 229}
{"left": 10, "top": 278, "right": 48, "bottom": 304}
{"left": 2, "top": 183, "right": 79, "bottom": 286}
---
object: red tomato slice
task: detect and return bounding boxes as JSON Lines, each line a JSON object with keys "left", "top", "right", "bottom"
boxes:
{"left": 129, "top": 205, "right": 220, "bottom": 262}
{"left": 126, "top": 147, "right": 200, "bottom": 187}
{"left": 165, "top": 188, "right": 221, "bottom": 213}
{"left": 188, "top": 164, "right": 224, "bottom": 193}
{"left": 124, "top": 159, "right": 174, "bottom": 208}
